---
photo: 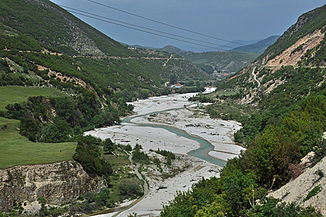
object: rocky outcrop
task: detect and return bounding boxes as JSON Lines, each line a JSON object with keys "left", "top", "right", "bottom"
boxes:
{"left": 268, "top": 155, "right": 326, "bottom": 215}
{"left": 266, "top": 29, "right": 325, "bottom": 69}
{"left": 0, "top": 161, "right": 106, "bottom": 211}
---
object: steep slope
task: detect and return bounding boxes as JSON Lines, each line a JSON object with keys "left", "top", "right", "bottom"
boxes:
{"left": 0, "top": 0, "right": 207, "bottom": 97}
{"left": 269, "top": 154, "right": 326, "bottom": 215}
{"left": 215, "top": 4, "right": 326, "bottom": 109}
{"left": 161, "top": 5, "right": 326, "bottom": 216}
{"left": 232, "top": 35, "right": 279, "bottom": 54}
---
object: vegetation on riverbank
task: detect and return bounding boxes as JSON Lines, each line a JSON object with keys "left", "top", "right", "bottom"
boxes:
{"left": 162, "top": 92, "right": 326, "bottom": 217}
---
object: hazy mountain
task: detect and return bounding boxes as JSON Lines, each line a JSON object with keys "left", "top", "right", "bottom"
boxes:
{"left": 156, "top": 46, "right": 258, "bottom": 74}
{"left": 232, "top": 35, "right": 280, "bottom": 54}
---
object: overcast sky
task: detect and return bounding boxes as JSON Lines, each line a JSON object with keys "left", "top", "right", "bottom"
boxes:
{"left": 50, "top": 0, "right": 325, "bottom": 51}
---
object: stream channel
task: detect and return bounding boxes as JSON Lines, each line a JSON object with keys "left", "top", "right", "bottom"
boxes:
{"left": 122, "top": 107, "right": 227, "bottom": 167}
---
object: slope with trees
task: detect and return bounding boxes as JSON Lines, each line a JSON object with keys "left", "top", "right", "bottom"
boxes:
{"left": 162, "top": 4, "right": 326, "bottom": 216}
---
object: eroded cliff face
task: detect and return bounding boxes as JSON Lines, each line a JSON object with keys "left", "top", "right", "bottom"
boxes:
{"left": 269, "top": 154, "right": 326, "bottom": 216}
{"left": 0, "top": 161, "right": 106, "bottom": 211}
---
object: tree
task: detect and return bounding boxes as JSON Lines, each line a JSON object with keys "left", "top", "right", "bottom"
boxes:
{"left": 222, "top": 169, "right": 257, "bottom": 216}
{"left": 73, "top": 136, "right": 112, "bottom": 177}
{"left": 103, "top": 138, "right": 114, "bottom": 153}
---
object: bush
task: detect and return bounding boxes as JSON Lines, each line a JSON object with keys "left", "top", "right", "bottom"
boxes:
{"left": 156, "top": 149, "right": 175, "bottom": 166}
{"left": 304, "top": 185, "right": 322, "bottom": 202}
{"left": 118, "top": 179, "right": 143, "bottom": 197}
{"left": 103, "top": 138, "right": 114, "bottom": 154}
{"left": 73, "top": 136, "right": 112, "bottom": 177}
{"left": 132, "top": 149, "right": 150, "bottom": 164}
{"left": 251, "top": 198, "right": 322, "bottom": 217}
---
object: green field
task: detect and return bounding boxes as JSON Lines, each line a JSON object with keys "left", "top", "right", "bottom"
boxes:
{"left": 0, "top": 86, "right": 65, "bottom": 111}
{"left": 0, "top": 117, "right": 76, "bottom": 168}
{"left": 0, "top": 86, "right": 75, "bottom": 168}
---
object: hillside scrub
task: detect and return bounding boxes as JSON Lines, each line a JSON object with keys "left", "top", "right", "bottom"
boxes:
{"left": 162, "top": 93, "right": 326, "bottom": 216}
{"left": 3, "top": 91, "right": 128, "bottom": 142}
{"left": 73, "top": 135, "right": 113, "bottom": 178}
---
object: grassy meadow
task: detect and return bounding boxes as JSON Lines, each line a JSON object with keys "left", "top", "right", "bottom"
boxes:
{"left": 0, "top": 117, "right": 76, "bottom": 168}
{"left": 0, "top": 86, "right": 65, "bottom": 111}
{"left": 0, "top": 86, "right": 75, "bottom": 168}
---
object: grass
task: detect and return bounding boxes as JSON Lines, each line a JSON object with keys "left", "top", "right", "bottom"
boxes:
{"left": 0, "top": 86, "right": 64, "bottom": 111}
{"left": 0, "top": 86, "right": 74, "bottom": 168}
{"left": 0, "top": 117, "right": 76, "bottom": 168}
{"left": 104, "top": 150, "right": 136, "bottom": 202}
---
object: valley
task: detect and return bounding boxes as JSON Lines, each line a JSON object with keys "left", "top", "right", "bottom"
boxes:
{"left": 86, "top": 90, "right": 243, "bottom": 216}
{"left": 1, "top": 0, "right": 326, "bottom": 216}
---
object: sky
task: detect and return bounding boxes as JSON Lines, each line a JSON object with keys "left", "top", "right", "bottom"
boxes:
{"left": 50, "top": 0, "right": 325, "bottom": 52}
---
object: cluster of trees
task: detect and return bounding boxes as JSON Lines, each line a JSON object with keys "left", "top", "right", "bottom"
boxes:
{"left": 132, "top": 145, "right": 150, "bottom": 164}
{"left": 73, "top": 136, "right": 112, "bottom": 178}
{"left": 4, "top": 91, "right": 130, "bottom": 142}
{"left": 118, "top": 178, "right": 143, "bottom": 198}
{"left": 155, "top": 149, "right": 176, "bottom": 166}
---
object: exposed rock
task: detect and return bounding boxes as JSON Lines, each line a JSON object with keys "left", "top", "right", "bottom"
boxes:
{"left": 0, "top": 161, "right": 106, "bottom": 211}
{"left": 266, "top": 29, "right": 325, "bottom": 69}
{"left": 268, "top": 156, "right": 326, "bottom": 215}
{"left": 300, "top": 151, "right": 316, "bottom": 168}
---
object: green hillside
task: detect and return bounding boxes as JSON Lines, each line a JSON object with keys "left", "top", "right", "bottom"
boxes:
{"left": 0, "top": 0, "right": 207, "bottom": 93}
{"left": 162, "top": 4, "right": 326, "bottom": 216}
{"left": 158, "top": 45, "right": 258, "bottom": 74}
{"left": 0, "top": 0, "right": 208, "bottom": 168}
{"left": 184, "top": 51, "right": 259, "bottom": 74}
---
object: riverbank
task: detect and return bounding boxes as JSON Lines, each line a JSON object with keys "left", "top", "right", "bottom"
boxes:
{"left": 86, "top": 90, "right": 243, "bottom": 216}
{"left": 132, "top": 107, "right": 244, "bottom": 162}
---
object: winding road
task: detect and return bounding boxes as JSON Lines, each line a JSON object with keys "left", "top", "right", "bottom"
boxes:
{"left": 252, "top": 67, "right": 261, "bottom": 87}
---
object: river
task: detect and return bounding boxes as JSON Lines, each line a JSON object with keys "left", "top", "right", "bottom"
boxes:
{"left": 123, "top": 108, "right": 226, "bottom": 167}
{"left": 87, "top": 89, "right": 244, "bottom": 216}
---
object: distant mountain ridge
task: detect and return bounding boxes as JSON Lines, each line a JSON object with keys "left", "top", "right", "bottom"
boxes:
{"left": 158, "top": 45, "right": 193, "bottom": 56}
{"left": 155, "top": 45, "right": 259, "bottom": 74}
{"left": 232, "top": 35, "right": 280, "bottom": 54}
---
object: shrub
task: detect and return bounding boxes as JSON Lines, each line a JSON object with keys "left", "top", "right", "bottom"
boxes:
{"left": 73, "top": 136, "right": 112, "bottom": 177}
{"left": 118, "top": 179, "right": 143, "bottom": 197}
{"left": 132, "top": 149, "right": 150, "bottom": 164}
{"left": 304, "top": 185, "right": 322, "bottom": 202}
{"left": 103, "top": 138, "right": 115, "bottom": 154}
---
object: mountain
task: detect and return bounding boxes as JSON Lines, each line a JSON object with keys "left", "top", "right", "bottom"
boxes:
{"left": 162, "top": 4, "right": 326, "bottom": 216}
{"left": 157, "top": 45, "right": 259, "bottom": 74}
{"left": 223, "top": 39, "right": 259, "bottom": 49}
{"left": 183, "top": 51, "right": 259, "bottom": 74}
{"left": 158, "top": 45, "right": 193, "bottom": 56}
{"left": 232, "top": 35, "right": 280, "bottom": 54}
{"left": 0, "top": 0, "right": 207, "bottom": 96}
{"left": 0, "top": 0, "right": 209, "bottom": 212}
{"left": 219, "top": 4, "right": 326, "bottom": 109}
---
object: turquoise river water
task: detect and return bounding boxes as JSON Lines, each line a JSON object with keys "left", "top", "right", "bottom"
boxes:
{"left": 122, "top": 108, "right": 227, "bottom": 167}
